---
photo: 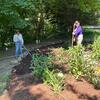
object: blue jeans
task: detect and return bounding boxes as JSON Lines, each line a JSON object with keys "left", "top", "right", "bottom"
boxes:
{"left": 15, "top": 43, "right": 23, "bottom": 57}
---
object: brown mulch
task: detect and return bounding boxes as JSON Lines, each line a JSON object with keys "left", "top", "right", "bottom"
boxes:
{"left": 0, "top": 42, "right": 100, "bottom": 100}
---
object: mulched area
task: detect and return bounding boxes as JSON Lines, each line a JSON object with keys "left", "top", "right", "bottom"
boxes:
{"left": 0, "top": 41, "right": 100, "bottom": 100}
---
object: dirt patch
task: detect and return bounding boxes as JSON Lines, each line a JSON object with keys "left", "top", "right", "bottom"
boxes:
{"left": 7, "top": 73, "right": 100, "bottom": 100}
{"left": 65, "top": 75, "right": 100, "bottom": 100}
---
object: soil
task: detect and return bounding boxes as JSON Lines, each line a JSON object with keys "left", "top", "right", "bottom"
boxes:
{"left": 0, "top": 41, "right": 100, "bottom": 100}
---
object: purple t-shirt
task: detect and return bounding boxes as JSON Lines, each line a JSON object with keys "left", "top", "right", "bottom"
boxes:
{"left": 74, "top": 26, "right": 83, "bottom": 36}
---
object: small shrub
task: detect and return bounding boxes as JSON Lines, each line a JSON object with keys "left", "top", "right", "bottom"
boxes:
{"left": 67, "top": 45, "right": 85, "bottom": 79}
{"left": 31, "top": 53, "right": 65, "bottom": 93}
{"left": 30, "top": 53, "right": 53, "bottom": 78}
{"left": 43, "top": 68, "right": 64, "bottom": 93}
{"left": 91, "top": 76, "right": 100, "bottom": 88}
{"left": 0, "top": 73, "right": 10, "bottom": 94}
{"left": 92, "top": 36, "right": 100, "bottom": 60}
{"left": 83, "top": 59, "right": 95, "bottom": 81}
{"left": 67, "top": 45, "right": 97, "bottom": 83}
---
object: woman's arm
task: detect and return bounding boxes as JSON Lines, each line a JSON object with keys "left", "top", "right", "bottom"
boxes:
{"left": 13, "top": 34, "right": 17, "bottom": 43}
{"left": 74, "top": 26, "right": 82, "bottom": 35}
{"left": 73, "top": 23, "right": 76, "bottom": 31}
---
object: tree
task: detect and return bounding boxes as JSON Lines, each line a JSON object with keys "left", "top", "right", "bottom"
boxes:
{"left": 0, "top": 0, "right": 99, "bottom": 48}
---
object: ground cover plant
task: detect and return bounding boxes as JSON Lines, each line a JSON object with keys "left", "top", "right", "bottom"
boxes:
{"left": 92, "top": 36, "right": 100, "bottom": 60}
{"left": 31, "top": 53, "right": 53, "bottom": 78}
{"left": 31, "top": 52, "right": 64, "bottom": 93}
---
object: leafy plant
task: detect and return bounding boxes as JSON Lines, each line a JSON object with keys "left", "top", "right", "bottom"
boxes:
{"left": 31, "top": 53, "right": 53, "bottom": 78}
{"left": 67, "top": 45, "right": 85, "bottom": 79}
{"left": 43, "top": 68, "right": 64, "bottom": 93}
{"left": 31, "top": 53, "right": 64, "bottom": 93}
{"left": 0, "top": 73, "right": 10, "bottom": 94}
{"left": 91, "top": 76, "right": 100, "bottom": 88}
{"left": 83, "top": 58, "right": 95, "bottom": 81}
{"left": 92, "top": 36, "right": 100, "bottom": 60}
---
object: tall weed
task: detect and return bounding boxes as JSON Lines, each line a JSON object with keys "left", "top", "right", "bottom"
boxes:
{"left": 67, "top": 45, "right": 85, "bottom": 79}
{"left": 92, "top": 36, "right": 100, "bottom": 60}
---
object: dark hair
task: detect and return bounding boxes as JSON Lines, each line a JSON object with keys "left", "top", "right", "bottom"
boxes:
{"left": 16, "top": 29, "right": 20, "bottom": 32}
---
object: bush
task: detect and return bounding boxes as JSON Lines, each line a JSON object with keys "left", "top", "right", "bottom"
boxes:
{"left": 92, "top": 36, "right": 100, "bottom": 60}
{"left": 31, "top": 53, "right": 53, "bottom": 78}
{"left": 83, "top": 58, "right": 95, "bottom": 81}
{"left": 67, "top": 45, "right": 100, "bottom": 88}
{"left": 91, "top": 76, "right": 100, "bottom": 88}
{"left": 31, "top": 53, "right": 64, "bottom": 93}
{"left": 67, "top": 45, "right": 85, "bottom": 79}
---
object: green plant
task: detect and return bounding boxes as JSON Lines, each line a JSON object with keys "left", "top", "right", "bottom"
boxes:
{"left": 91, "top": 76, "right": 100, "bottom": 88}
{"left": 43, "top": 68, "right": 64, "bottom": 93}
{"left": 0, "top": 73, "right": 10, "bottom": 94}
{"left": 92, "top": 36, "right": 100, "bottom": 60}
{"left": 30, "top": 53, "right": 53, "bottom": 78}
{"left": 95, "top": 67, "right": 100, "bottom": 75}
{"left": 83, "top": 58, "right": 95, "bottom": 81}
{"left": 67, "top": 45, "right": 85, "bottom": 79}
{"left": 31, "top": 53, "right": 65, "bottom": 93}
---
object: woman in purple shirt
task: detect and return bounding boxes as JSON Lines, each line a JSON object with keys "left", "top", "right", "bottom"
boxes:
{"left": 72, "top": 21, "right": 83, "bottom": 45}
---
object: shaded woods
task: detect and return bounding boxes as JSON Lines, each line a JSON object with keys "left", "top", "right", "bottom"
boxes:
{"left": 0, "top": 0, "right": 100, "bottom": 48}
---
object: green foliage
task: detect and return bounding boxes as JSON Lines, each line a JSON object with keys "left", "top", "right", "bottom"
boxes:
{"left": 83, "top": 58, "right": 95, "bottom": 81}
{"left": 83, "top": 29, "right": 95, "bottom": 42}
{"left": 0, "top": 0, "right": 100, "bottom": 48}
{"left": 0, "top": 0, "right": 31, "bottom": 48}
{"left": 0, "top": 82, "right": 6, "bottom": 94}
{"left": 91, "top": 76, "right": 100, "bottom": 88}
{"left": 67, "top": 45, "right": 85, "bottom": 79}
{"left": 92, "top": 36, "right": 100, "bottom": 60}
{"left": 0, "top": 73, "right": 10, "bottom": 94}
{"left": 43, "top": 68, "right": 64, "bottom": 93}
{"left": 31, "top": 53, "right": 64, "bottom": 93}
{"left": 67, "top": 44, "right": 100, "bottom": 88}
{"left": 31, "top": 53, "right": 53, "bottom": 78}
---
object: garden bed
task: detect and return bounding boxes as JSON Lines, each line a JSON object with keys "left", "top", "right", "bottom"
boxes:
{"left": 1, "top": 41, "right": 100, "bottom": 100}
